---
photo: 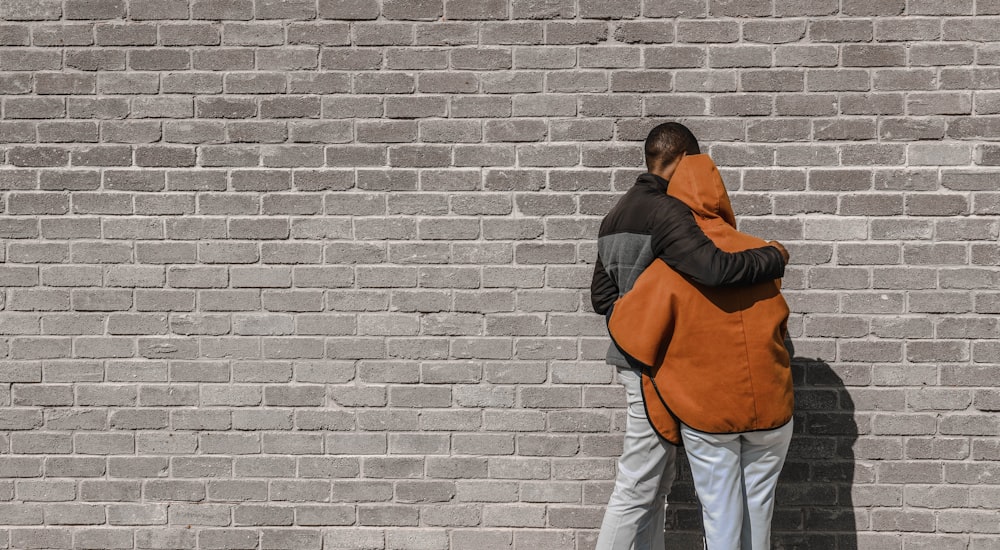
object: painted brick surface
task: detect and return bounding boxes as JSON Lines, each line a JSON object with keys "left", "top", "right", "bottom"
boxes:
{"left": 1, "top": 1, "right": 999, "bottom": 548}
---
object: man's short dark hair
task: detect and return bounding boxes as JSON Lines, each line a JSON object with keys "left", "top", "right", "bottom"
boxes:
{"left": 644, "top": 122, "right": 701, "bottom": 171}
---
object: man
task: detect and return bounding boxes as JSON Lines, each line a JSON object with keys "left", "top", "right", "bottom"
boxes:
{"left": 591, "top": 123, "right": 789, "bottom": 550}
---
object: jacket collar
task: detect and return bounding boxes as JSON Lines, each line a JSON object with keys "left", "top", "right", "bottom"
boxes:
{"left": 636, "top": 172, "right": 670, "bottom": 193}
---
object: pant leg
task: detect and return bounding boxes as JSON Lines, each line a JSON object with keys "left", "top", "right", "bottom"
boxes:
{"left": 679, "top": 423, "right": 743, "bottom": 550}
{"left": 738, "top": 420, "right": 793, "bottom": 550}
{"left": 595, "top": 366, "right": 677, "bottom": 550}
{"left": 641, "top": 451, "right": 675, "bottom": 550}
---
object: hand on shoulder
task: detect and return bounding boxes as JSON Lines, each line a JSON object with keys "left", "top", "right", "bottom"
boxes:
{"left": 767, "top": 241, "right": 789, "bottom": 264}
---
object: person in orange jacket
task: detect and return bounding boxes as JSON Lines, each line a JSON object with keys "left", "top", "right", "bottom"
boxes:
{"left": 591, "top": 123, "right": 789, "bottom": 550}
{"left": 606, "top": 152, "right": 795, "bottom": 550}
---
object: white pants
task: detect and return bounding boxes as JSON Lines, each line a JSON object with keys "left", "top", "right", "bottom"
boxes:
{"left": 680, "top": 420, "right": 793, "bottom": 550}
{"left": 595, "top": 366, "right": 677, "bottom": 550}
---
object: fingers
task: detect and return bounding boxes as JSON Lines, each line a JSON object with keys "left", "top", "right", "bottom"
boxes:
{"left": 767, "top": 241, "right": 790, "bottom": 264}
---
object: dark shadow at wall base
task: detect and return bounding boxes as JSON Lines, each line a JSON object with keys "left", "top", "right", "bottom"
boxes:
{"left": 664, "top": 346, "right": 859, "bottom": 550}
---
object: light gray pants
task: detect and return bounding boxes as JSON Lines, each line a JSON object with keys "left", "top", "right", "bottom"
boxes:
{"left": 595, "top": 366, "right": 677, "bottom": 550}
{"left": 679, "top": 420, "right": 793, "bottom": 550}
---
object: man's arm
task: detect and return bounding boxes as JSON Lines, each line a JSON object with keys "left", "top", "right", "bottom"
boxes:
{"left": 651, "top": 198, "right": 787, "bottom": 287}
{"left": 590, "top": 255, "right": 618, "bottom": 315}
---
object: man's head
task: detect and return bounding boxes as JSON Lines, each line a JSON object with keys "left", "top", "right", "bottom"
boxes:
{"left": 644, "top": 122, "right": 701, "bottom": 176}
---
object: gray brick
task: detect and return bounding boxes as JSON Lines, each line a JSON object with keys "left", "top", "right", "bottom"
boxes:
{"left": 676, "top": 20, "right": 739, "bottom": 44}
{"left": 708, "top": 45, "right": 771, "bottom": 69}
{"left": 323, "top": 529, "right": 385, "bottom": 550}
{"left": 809, "top": 20, "right": 873, "bottom": 42}
{"left": 411, "top": 23, "right": 474, "bottom": 46}
{"left": 737, "top": 21, "right": 800, "bottom": 45}
{"left": 774, "top": 0, "right": 838, "bottom": 16}
{"left": 539, "top": 22, "right": 602, "bottom": 47}
{"left": 484, "top": 25, "right": 544, "bottom": 47}
{"left": 741, "top": 69, "right": 803, "bottom": 92}
{"left": 445, "top": 0, "right": 507, "bottom": 19}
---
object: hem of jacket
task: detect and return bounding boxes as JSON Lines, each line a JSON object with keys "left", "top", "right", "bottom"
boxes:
{"left": 643, "top": 372, "right": 794, "bottom": 443}
{"left": 656, "top": 373, "right": 795, "bottom": 437}
{"left": 640, "top": 372, "right": 683, "bottom": 447}
{"left": 674, "top": 415, "right": 795, "bottom": 437}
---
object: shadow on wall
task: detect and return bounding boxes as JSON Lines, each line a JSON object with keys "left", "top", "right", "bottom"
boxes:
{"left": 665, "top": 341, "right": 859, "bottom": 550}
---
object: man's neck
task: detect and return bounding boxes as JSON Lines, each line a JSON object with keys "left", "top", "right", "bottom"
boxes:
{"left": 649, "top": 168, "right": 672, "bottom": 181}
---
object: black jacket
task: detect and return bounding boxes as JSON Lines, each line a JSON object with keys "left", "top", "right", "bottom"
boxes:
{"left": 591, "top": 172, "right": 786, "bottom": 366}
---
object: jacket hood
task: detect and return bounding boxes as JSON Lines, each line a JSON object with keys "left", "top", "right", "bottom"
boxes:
{"left": 667, "top": 154, "right": 737, "bottom": 228}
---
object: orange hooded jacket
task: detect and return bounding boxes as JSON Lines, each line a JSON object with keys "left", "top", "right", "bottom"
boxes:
{"left": 605, "top": 154, "right": 793, "bottom": 445}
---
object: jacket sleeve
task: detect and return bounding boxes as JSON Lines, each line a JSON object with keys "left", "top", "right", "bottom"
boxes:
{"left": 590, "top": 254, "right": 618, "bottom": 315}
{"left": 650, "top": 197, "right": 786, "bottom": 287}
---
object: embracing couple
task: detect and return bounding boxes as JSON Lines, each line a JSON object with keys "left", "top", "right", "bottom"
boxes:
{"left": 591, "top": 123, "right": 794, "bottom": 550}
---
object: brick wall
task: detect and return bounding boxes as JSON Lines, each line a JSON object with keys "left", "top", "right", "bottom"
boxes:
{"left": 1, "top": 0, "right": 999, "bottom": 549}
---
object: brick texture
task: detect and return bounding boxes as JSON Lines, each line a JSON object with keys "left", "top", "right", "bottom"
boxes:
{"left": 0, "top": 1, "right": 998, "bottom": 548}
